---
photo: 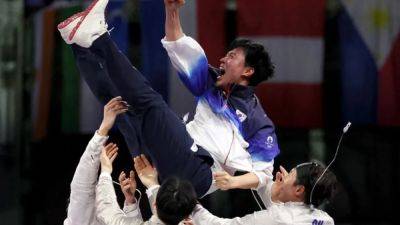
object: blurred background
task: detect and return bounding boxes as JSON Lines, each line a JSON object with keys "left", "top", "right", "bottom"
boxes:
{"left": 0, "top": 0, "right": 399, "bottom": 224}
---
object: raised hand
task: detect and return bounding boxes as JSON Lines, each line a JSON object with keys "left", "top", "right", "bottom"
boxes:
{"left": 133, "top": 154, "right": 158, "bottom": 188}
{"left": 98, "top": 96, "right": 129, "bottom": 136}
{"left": 119, "top": 170, "right": 137, "bottom": 204}
{"left": 100, "top": 142, "right": 119, "bottom": 174}
{"left": 164, "top": 0, "right": 185, "bottom": 11}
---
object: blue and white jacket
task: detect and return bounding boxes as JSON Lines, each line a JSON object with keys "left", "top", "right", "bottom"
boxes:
{"left": 162, "top": 36, "right": 279, "bottom": 191}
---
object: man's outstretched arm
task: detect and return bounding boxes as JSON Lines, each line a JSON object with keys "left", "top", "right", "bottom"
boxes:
{"left": 163, "top": 0, "right": 212, "bottom": 96}
{"left": 214, "top": 171, "right": 261, "bottom": 190}
{"left": 164, "top": 0, "right": 185, "bottom": 41}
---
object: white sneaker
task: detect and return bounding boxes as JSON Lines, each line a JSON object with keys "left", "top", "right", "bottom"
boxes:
{"left": 57, "top": 12, "right": 84, "bottom": 44}
{"left": 58, "top": 0, "right": 109, "bottom": 48}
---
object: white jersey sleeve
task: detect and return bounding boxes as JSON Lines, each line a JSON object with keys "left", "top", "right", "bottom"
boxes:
{"left": 64, "top": 131, "right": 108, "bottom": 225}
{"left": 162, "top": 36, "right": 211, "bottom": 96}
{"left": 251, "top": 160, "right": 274, "bottom": 189}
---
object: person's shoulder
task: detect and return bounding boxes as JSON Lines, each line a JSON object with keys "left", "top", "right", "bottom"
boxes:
{"left": 258, "top": 180, "right": 275, "bottom": 208}
{"left": 266, "top": 203, "right": 294, "bottom": 217}
{"left": 311, "top": 208, "right": 334, "bottom": 224}
{"left": 269, "top": 203, "right": 334, "bottom": 224}
{"left": 260, "top": 204, "right": 295, "bottom": 223}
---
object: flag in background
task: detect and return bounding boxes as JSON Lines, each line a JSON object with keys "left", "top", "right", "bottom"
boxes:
{"left": 197, "top": 0, "right": 227, "bottom": 66}
{"left": 32, "top": 8, "right": 56, "bottom": 140}
{"left": 107, "top": 0, "right": 130, "bottom": 55}
{"left": 59, "top": 6, "right": 81, "bottom": 134}
{"left": 237, "top": 0, "right": 326, "bottom": 128}
{"left": 338, "top": 0, "right": 400, "bottom": 126}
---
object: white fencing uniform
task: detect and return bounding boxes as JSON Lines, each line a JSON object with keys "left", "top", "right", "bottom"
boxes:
{"left": 64, "top": 132, "right": 137, "bottom": 225}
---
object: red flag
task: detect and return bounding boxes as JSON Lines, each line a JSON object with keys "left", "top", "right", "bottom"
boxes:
{"left": 237, "top": 0, "right": 326, "bottom": 128}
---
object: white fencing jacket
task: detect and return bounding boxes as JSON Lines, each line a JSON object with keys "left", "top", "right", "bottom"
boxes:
{"left": 64, "top": 132, "right": 137, "bottom": 225}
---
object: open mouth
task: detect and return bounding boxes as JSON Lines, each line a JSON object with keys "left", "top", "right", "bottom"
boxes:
{"left": 219, "top": 66, "right": 225, "bottom": 75}
{"left": 217, "top": 66, "right": 226, "bottom": 80}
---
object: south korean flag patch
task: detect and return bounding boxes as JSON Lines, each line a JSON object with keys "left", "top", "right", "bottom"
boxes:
{"left": 236, "top": 109, "right": 247, "bottom": 122}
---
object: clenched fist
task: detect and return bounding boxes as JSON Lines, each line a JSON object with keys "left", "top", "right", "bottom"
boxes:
{"left": 164, "top": 0, "right": 185, "bottom": 11}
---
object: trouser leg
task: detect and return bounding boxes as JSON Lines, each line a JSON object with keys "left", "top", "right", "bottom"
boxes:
{"left": 71, "top": 45, "right": 141, "bottom": 154}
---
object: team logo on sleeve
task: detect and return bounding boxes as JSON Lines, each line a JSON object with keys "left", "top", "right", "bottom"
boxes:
{"left": 235, "top": 109, "right": 247, "bottom": 122}
{"left": 266, "top": 136, "right": 274, "bottom": 148}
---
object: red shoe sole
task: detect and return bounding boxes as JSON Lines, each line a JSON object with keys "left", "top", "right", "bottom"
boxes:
{"left": 68, "top": 0, "right": 100, "bottom": 41}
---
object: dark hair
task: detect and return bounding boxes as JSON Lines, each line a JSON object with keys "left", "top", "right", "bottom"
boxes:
{"left": 228, "top": 38, "right": 274, "bottom": 86}
{"left": 295, "top": 162, "right": 337, "bottom": 206}
{"left": 156, "top": 177, "right": 197, "bottom": 225}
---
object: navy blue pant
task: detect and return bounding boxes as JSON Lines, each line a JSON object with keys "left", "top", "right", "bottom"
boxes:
{"left": 72, "top": 34, "right": 212, "bottom": 196}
